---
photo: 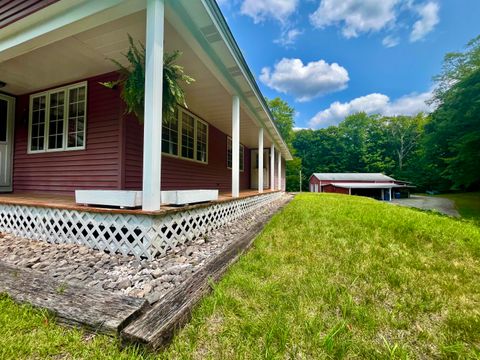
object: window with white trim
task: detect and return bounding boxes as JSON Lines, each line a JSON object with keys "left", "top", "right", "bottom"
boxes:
{"left": 227, "top": 136, "right": 244, "bottom": 172}
{"left": 181, "top": 111, "right": 195, "bottom": 159}
{"left": 29, "top": 82, "right": 87, "bottom": 153}
{"left": 161, "top": 107, "right": 208, "bottom": 163}
{"left": 67, "top": 86, "right": 86, "bottom": 148}
{"left": 196, "top": 120, "right": 208, "bottom": 163}
{"left": 162, "top": 108, "right": 178, "bottom": 156}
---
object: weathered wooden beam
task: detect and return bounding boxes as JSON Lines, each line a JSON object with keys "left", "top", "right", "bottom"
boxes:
{"left": 0, "top": 261, "right": 148, "bottom": 335}
{"left": 121, "top": 198, "right": 291, "bottom": 350}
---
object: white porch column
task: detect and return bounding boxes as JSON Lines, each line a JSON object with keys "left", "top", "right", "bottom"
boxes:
{"left": 270, "top": 144, "right": 275, "bottom": 190}
{"left": 258, "top": 128, "right": 264, "bottom": 193}
{"left": 231, "top": 95, "right": 240, "bottom": 198}
{"left": 277, "top": 151, "right": 282, "bottom": 190}
{"left": 142, "top": 0, "right": 164, "bottom": 211}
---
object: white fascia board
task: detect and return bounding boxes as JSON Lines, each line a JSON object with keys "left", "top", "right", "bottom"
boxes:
{"left": 0, "top": 0, "right": 146, "bottom": 61}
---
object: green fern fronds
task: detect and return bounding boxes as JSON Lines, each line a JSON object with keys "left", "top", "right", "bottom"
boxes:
{"left": 101, "top": 34, "right": 194, "bottom": 123}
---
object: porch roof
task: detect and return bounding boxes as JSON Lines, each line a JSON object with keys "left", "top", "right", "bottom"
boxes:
{"left": 0, "top": 0, "right": 292, "bottom": 159}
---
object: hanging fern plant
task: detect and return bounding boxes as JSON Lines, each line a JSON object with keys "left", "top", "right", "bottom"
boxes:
{"left": 101, "top": 35, "right": 194, "bottom": 123}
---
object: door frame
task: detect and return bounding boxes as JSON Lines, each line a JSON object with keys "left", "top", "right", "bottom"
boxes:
{"left": 0, "top": 93, "right": 15, "bottom": 193}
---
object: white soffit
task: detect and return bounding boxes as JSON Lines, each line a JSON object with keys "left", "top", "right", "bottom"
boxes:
{"left": 0, "top": 0, "right": 147, "bottom": 62}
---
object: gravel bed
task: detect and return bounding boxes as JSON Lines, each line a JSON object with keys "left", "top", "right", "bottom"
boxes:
{"left": 0, "top": 194, "right": 290, "bottom": 304}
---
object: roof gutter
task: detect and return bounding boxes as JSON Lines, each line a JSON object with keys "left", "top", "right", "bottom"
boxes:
{"left": 201, "top": 0, "right": 293, "bottom": 160}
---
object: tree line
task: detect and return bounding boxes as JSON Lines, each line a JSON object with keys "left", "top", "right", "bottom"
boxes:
{"left": 268, "top": 35, "right": 480, "bottom": 193}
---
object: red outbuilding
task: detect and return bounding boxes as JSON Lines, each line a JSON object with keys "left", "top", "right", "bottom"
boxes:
{"left": 309, "top": 173, "right": 412, "bottom": 201}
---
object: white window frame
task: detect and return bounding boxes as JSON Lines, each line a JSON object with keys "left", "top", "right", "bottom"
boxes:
{"left": 161, "top": 108, "right": 179, "bottom": 157}
{"left": 28, "top": 81, "right": 87, "bottom": 154}
{"left": 227, "top": 136, "right": 245, "bottom": 172}
{"left": 162, "top": 106, "right": 209, "bottom": 164}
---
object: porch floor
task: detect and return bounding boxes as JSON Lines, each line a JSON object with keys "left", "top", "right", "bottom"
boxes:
{"left": 0, "top": 189, "right": 280, "bottom": 216}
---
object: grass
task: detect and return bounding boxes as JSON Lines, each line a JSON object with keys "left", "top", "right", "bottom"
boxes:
{"left": 438, "top": 192, "right": 480, "bottom": 225}
{"left": 1, "top": 193, "right": 480, "bottom": 359}
{"left": 0, "top": 294, "right": 145, "bottom": 359}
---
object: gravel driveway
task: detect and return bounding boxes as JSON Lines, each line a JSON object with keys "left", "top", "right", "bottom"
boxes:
{"left": 391, "top": 195, "right": 460, "bottom": 217}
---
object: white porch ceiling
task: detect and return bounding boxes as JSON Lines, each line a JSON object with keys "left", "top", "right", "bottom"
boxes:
{"left": 0, "top": 6, "right": 277, "bottom": 150}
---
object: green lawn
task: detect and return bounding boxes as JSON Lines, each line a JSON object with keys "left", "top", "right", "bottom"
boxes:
{"left": 438, "top": 192, "right": 480, "bottom": 225}
{"left": 1, "top": 193, "right": 480, "bottom": 359}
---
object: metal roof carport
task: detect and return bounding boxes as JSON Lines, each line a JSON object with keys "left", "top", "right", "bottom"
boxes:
{"left": 324, "top": 183, "right": 409, "bottom": 201}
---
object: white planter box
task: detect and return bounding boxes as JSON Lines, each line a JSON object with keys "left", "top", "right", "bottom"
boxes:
{"left": 75, "top": 189, "right": 219, "bottom": 208}
{"left": 75, "top": 190, "right": 142, "bottom": 208}
{"left": 161, "top": 190, "right": 218, "bottom": 205}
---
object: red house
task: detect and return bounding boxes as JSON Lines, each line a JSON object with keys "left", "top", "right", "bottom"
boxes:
{"left": 309, "top": 173, "right": 411, "bottom": 201}
{"left": 0, "top": 0, "right": 292, "bottom": 259}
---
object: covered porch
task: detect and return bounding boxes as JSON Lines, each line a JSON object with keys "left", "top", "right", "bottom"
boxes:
{"left": 0, "top": 0, "right": 291, "bottom": 210}
{"left": 0, "top": 0, "right": 291, "bottom": 260}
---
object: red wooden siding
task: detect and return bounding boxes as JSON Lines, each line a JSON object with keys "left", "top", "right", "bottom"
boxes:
{"left": 13, "top": 73, "right": 123, "bottom": 194}
{"left": 0, "top": 0, "right": 59, "bottom": 29}
{"left": 322, "top": 184, "right": 349, "bottom": 195}
{"left": 123, "top": 116, "right": 251, "bottom": 192}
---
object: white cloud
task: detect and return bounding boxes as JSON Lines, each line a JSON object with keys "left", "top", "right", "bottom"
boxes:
{"left": 410, "top": 1, "right": 439, "bottom": 42}
{"left": 310, "top": 0, "right": 399, "bottom": 38}
{"left": 309, "top": 90, "right": 434, "bottom": 128}
{"left": 274, "top": 28, "right": 303, "bottom": 46}
{"left": 240, "top": 0, "right": 299, "bottom": 24}
{"left": 308, "top": 0, "right": 440, "bottom": 45}
{"left": 260, "top": 58, "right": 349, "bottom": 102}
{"left": 382, "top": 35, "right": 400, "bottom": 47}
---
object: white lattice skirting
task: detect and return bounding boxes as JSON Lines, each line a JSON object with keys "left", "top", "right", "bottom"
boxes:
{"left": 0, "top": 192, "right": 282, "bottom": 260}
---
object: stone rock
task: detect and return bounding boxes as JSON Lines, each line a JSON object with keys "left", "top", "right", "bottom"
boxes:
{"left": 78, "top": 247, "right": 89, "bottom": 255}
{"left": 127, "top": 288, "right": 144, "bottom": 297}
{"left": 117, "top": 278, "right": 132, "bottom": 290}
{"left": 151, "top": 269, "right": 165, "bottom": 279}
{"left": 166, "top": 264, "right": 192, "bottom": 275}
{"left": 143, "top": 284, "right": 153, "bottom": 295}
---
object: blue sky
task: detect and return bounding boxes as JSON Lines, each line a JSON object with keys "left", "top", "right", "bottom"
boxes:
{"left": 217, "top": 0, "right": 480, "bottom": 129}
